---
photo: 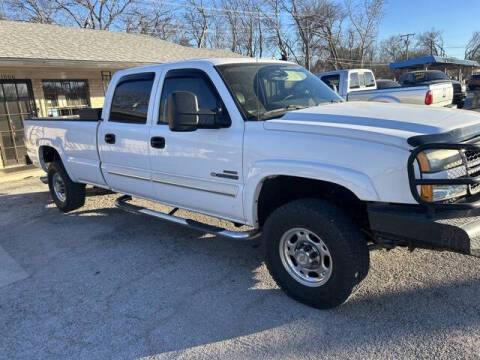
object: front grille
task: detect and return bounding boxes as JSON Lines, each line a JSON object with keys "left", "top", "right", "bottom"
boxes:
{"left": 465, "top": 147, "right": 480, "bottom": 194}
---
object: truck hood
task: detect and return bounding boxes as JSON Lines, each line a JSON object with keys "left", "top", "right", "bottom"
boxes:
{"left": 263, "top": 101, "right": 480, "bottom": 149}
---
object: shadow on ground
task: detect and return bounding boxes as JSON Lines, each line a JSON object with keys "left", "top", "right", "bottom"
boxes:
{"left": 1, "top": 189, "right": 480, "bottom": 359}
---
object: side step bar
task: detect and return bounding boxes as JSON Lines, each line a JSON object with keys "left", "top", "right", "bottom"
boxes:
{"left": 115, "top": 195, "right": 261, "bottom": 240}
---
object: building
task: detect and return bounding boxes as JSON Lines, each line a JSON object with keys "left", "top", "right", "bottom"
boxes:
{"left": 0, "top": 20, "right": 242, "bottom": 169}
{"left": 389, "top": 55, "right": 480, "bottom": 82}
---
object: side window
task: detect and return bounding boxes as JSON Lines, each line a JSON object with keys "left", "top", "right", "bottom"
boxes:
{"left": 109, "top": 72, "right": 154, "bottom": 124}
{"left": 321, "top": 75, "right": 340, "bottom": 92}
{"left": 349, "top": 73, "right": 360, "bottom": 89}
{"left": 365, "top": 72, "right": 375, "bottom": 87}
{"left": 158, "top": 70, "right": 228, "bottom": 125}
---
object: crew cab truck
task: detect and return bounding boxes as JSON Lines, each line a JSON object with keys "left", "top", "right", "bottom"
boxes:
{"left": 25, "top": 58, "right": 480, "bottom": 309}
{"left": 318, "top": 69, "right": 454, "bottom": 107}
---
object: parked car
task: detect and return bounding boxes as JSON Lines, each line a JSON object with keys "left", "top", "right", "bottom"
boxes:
{"left": 25, "top": 58, "right": 480, "bottom": 309}
{"left": 398, "top": 70, "right": 466, "bottom": 108}
{"left": 467, "top": 74, "right": 480, "bottom": 90}
{"left": 376, "top": 79, "right": 401, "bottom": 89}
{"left": 318, "top": 69, "right": 453, "bottom": 107}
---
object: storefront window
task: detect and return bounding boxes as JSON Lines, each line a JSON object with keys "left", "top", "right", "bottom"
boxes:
{"left": 42, "top": 80, "right": 90, "bottom": 116}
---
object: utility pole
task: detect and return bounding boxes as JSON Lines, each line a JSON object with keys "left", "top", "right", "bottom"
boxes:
{"left": 400, "top": 33, "right": 415, "bottom": 60}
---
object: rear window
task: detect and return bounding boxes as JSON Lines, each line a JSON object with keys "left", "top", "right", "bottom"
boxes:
{"left": 110, "top": 73, "right": 155, "bottom": 124}
{"left": 349, "top": 72, "right": 374, "bottom": 89}
{"left": 349, "top": 73, "right": 360, "bottom": 89}
{"left": 425, "top": 71, "right": 449, "bottom": 81}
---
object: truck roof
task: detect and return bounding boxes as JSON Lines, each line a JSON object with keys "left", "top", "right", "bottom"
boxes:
{"left": 317, "top": 69, "right": 374, "bottom": 76}
{"left": 120, "top": 57, "right": 297, "bottom": 73}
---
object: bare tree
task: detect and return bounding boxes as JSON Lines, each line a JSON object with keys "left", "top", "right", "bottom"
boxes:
{"left": 4, "top": 0, "right": 60, "bottom": 23}
{"left": 415, "top": 28, "right": 445, "bottom": 56}
{"left": 379, "top": 35, "right": 404, "bottom": 62}
{"left": 313, "top": 0, "right": 345, "bottom": 70}
{"left": 221, "top": 0, "right": 241, "bottom": 53}
{"left": 465, "top": 31, "right": 480, "bottom": 61}
{"left": 53, "top": 0, "right": 135, "bottom": 30}
{"left": 263, "top": 0, "right": 291, "bottom": 60}
{"left": 124, "top": 1, "right": 177, "bottom": 41}
{"left": 184, "top": 0, "right": 210, "bottom": 48}
{"left": 345, "top": 0, "right": 385, "bottom": 67}
{"left": 235, "top": 0, "right": 264, "bottom": 57}
{"left": 285, "top": 0, "right": 322, "bottom": 70}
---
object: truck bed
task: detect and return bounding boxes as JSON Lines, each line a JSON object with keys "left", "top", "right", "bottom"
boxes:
{"left": 347, "top": 82, "right": 453, "bottom": 107}
{"left": 24, "top": 117, "right": 106, "bottom": 187}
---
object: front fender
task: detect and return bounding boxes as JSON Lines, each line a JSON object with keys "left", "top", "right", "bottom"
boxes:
{"left": 243, "top": 159, "right": 379, "bottom": 225}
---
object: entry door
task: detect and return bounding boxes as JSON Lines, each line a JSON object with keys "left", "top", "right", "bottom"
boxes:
{"left": 0, "top": 80, "right": 36, "bottom": 166}
{"left": 98, "top": 72, "right": 155, "bottom": 198}
{"left": 149, "top": 69, "right": 245, "bottom": 222}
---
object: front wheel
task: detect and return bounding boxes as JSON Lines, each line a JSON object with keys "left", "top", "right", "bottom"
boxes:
{"left": 264, "top": 199, "right": 369, "bottom": 309}
{"left": 47, "top": 161, "right": 86, "bottom": 212}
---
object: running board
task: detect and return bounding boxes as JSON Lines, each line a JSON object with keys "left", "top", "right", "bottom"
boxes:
{"left": 115, "top": 195, "right": 261, "bottom": 240}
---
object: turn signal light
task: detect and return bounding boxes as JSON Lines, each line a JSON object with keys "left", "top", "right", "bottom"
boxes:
{"left": 416, "top": 152, "right": 433, "bottom": 201}
{"left": 425, "top": 90, "right": 433, "bottom": 105}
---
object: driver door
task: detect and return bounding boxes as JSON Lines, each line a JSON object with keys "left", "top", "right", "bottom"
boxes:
{"left": 148, "top": 68, "right": 245, "bottom": 222}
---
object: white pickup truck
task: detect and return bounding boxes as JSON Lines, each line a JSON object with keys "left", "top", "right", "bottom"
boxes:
{"left": 318, "top": 69, "right": 454, "bottom": 107}
{"left": 25, "top": 58, "right": 480, "bottom": 309}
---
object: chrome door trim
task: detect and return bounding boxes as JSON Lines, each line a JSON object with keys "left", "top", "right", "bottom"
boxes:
{"left": 152, "top": 177, "right": 237, "bottom": 197}
{"left": 107, "top": 170, "right": 150, "bottom": 181}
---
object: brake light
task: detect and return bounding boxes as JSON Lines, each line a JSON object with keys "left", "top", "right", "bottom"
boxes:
{"left": 425, "top": 90, "right": 433, "bottom": 105}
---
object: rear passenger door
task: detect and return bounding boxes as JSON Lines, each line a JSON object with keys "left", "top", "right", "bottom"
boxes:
{"left": 98, "top": 72, "right": 155, "bottom": 198}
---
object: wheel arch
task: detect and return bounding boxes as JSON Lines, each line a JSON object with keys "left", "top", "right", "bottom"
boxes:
{"left": 37, "top": 143, "right": 68, "bottom": 174}
{"left": 245, "top": 161, "right": 378, "bottom": 227}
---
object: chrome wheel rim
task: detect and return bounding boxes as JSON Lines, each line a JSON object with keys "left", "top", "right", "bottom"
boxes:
{"left": 52, "top": 172, "right": 66, "bottom": 202}
{"left": 279, "top": 227, "right": 332, "bottom": 287}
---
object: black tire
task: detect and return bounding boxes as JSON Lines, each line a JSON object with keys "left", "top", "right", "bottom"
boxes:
{"left": 263, "top": 198, "right": 369, "bottom": 309}
{"left": 47, "top": 161, "right": 86, "bottom": 212}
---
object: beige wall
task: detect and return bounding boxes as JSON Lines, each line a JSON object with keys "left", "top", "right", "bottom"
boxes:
{"left": 0, "top": 66, "right": 120, "bottom": 168}
{"left": 0, "top": 66, "right": 118, "bottom": 117}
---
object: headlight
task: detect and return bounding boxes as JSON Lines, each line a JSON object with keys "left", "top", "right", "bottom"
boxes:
{"left": 417, "top": 149, "right": 463, "bottom": 172}
{"left": 416, "top": 149, "right": 467, "bottom": 202}
{"left": 462, "top": 84, "right": 467, "bottom": 93}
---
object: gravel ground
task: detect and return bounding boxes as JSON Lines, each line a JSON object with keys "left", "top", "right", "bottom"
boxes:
{"left": 1, "top": 175, "right": 480, "bottom": 360}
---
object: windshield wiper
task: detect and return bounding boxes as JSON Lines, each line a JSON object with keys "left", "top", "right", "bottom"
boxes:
{"left": 262, "top": 105, "right": 309, "bottom": 120}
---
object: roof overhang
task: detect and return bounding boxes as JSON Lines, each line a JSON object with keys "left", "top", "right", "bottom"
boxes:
{"left": 0, "top": 57, "right": 157, "bottom": 69}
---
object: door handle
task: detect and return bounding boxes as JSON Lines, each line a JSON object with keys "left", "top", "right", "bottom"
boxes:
{"left": 105, "top": 133, "right": 116, "bottom": 144}
{"left": 150, "top": 136, "right": 165, "bottom": 149}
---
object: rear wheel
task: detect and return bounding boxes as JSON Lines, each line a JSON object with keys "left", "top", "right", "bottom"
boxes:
{"left": 264, "top": 198, "right": 369, "bottom": 309}
{"left": 47, "top": 161, "right": 86, "bottom": 212}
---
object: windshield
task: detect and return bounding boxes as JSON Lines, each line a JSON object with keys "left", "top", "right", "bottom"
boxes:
{"left": 216, "top": 63, "right": 342, "bottom": 120}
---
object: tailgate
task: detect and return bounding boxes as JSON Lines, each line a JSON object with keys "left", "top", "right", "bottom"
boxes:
{"left": 429, "top": 82, "right": 453, "bottom": 107}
